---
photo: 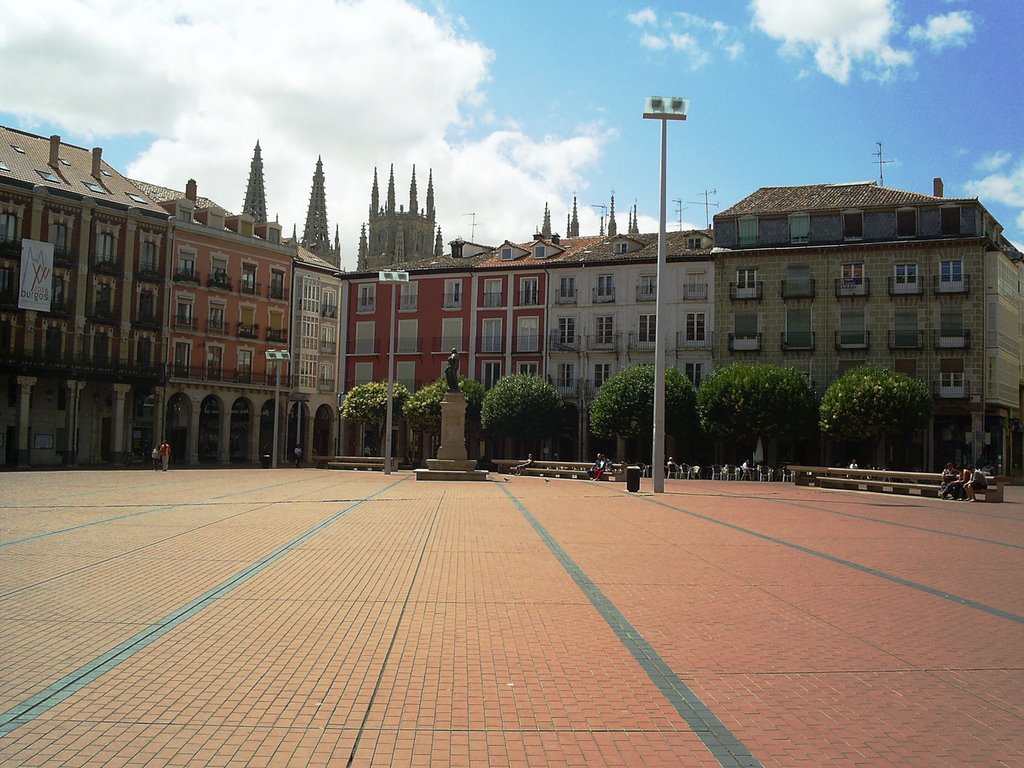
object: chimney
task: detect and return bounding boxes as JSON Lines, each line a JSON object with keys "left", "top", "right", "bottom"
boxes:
{"left": 933, "top": 177, "right": 944, "bottom": 198}
{"left": 185, "top": 179, "right": 197, "bottom": 202}
{"left": 48, "top": 135, "right": 61, "bottom": 168}
{"left": 91, "top": 147, "right": 103, "bottom": 178}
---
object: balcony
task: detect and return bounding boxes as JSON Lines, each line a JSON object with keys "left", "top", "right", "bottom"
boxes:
{"left": 628, "top": 333, "right": 656, "bottom": 352}
{"left": 728, "top": 333, "right": 761, "bottom": 352}
{"left": 88, "top": 304, "right": 118, "bottom": 325}
{"left": 781, "top": 279, "right": 815, "bottom": 299}
{"left": 136, "top": 265, "right": 163, "bottom": 283}
{"left": 676, "top": 331, "right": 712, "bottom": 350}
{"left": 593, "top": 288, "right": 616, "bottom": 304}
{"left": 548, "top": 331, "right": 581, "bottom": 352}
{"left": 442, "top": 292, "right": 463, "bottom": 309}
{"left": 933, "top": 329, "right": 971, "bottom": 349}
{"left": 888, "top": 277, "right": 923, "bottom": 296}
{"left": 52, "top": 246, "right": 76, "bottom": 267}
{"left": 682, "top": 282, "right": 707, "bottom": 301}
{"left": 934, "top": 379, "right": 970, "bottom": 399}
{"left": 553, "top": 378, "right": 579, "bottom": 398}
{"left": 239, "top": 280, "right": 260, "bottom": 297}
{"left": 554, "top": 288, "right": 577, "bottom": 305}
{"left": 514, "top": 334, "right": 539, "bottom": 353}
{"left": 174, "top": 316, "right": 197, "bottom": 332}
{"left": 835, "top": 330, "right": 870, "bottom": 350}
{"left": 482, "top": 291, "right": 503, "bottom": 308}
{"left": 888, "top": 330, "right": 924, "bottom": 350}
{"left": 478, "top": 337, "right": 504, "bottom": 354}
{"left": 206, "top": 318, "right": 228, "bottom": 335}
{"left": 834, "top": 277, "right": 869, "bottom": 298}
{"left": 432, "top": 336, "right": 466, "bottom": 353}
{"left": 935, "top": 275, "right": 970, "bottom": 294}
{"left": 320, "top": 304, "right": 337, "bottom": 318}
{"left": 781, "top": 331, "right": 815, "bottom": 351}
{"left": 0, "top": 237, "right": 22, "bottom": 259}
{"left": 173, "top": 267, "right": 200, "bottom": 284}
{"left": 132, "top": 313, "right": 160, "bottom": 331}
{"left": 207, "top": 271, "right": 233, "bottom": 291}
{"left": 396, "top": 337, "right": 420, "bottom": 353}
{"left": 517, "top": 290, "right": 540, "bottom": 307}
{"left": 0, "top": 287, "right": 16, "bottom": 308}
{"left": 237, "top": 322, "right": 259, "bottom": 339}
{"left": 357, "top": 299, "right": 375, "bottom": 313}
{"left": 636, "top": 285, "right": 657, "bottom": 302}
{"left": 317, "top": 377, "right": 336, "bottom": 393}
{"left": 729, "top": 282, "right": 762, "bottom": 301}
{"left": 268, "top": 284, "right": 287, "bottom": 301}
{"left": 351, "top": 338, "right": 378, "bottom": 354}
{"left": 320, "top": 340, "right": 337, "bottom": 355}
{"left": 266, "top": 327, "right": 287, "bottom": 344}
{"left": 586, "top": 334, "right": 618, "bottom": 352}
{"left": 399, "top": 294, "right": 418, "bottom": 311}
{"left": 91, "top": 255, "right": 122, "bottom": 276}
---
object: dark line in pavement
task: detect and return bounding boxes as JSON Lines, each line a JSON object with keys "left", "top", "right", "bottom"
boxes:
{"left": 640, "top": 494, "right": 1024, "bottom": 625}
{"left": 501, "top": 485, "right": 763, "bottom": 768}
{"left": 0, "top": 476, "right": 410, "bottom": 738}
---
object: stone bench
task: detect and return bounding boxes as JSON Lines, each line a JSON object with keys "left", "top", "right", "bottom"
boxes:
{"left": 325, "top": 456, "right": 386, "bottom": 472}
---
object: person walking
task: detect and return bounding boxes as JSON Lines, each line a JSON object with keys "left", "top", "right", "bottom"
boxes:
{"left": 293, "top": 444, "right": 302, "bottom": 468}
{"left": 159, "top": 440, "right": 171, "bottom": 471}
{"left": 151, "top": 445, "right": 160, "bottom": 471}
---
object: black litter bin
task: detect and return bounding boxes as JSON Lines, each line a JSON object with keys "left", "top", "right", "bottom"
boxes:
{"left": 626, "top": 465, "right": 641, "bottom": 492}
{"left": 261, "top": 454, "right": 272, "bottom": 468}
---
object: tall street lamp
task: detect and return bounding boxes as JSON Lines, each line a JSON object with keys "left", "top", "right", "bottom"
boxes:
{"left": 643, "top": 96, "right": 688, "bottom": 493}
{"left": 265, "top": 349, "right": 290, "bottom": 468}
{"left": 378, "top": 270, "right": 409, "bottom": 475}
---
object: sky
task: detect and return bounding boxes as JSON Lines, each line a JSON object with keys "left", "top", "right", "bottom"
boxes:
{"left": 1, "top": 0, "right": 1021, "bottom": 270}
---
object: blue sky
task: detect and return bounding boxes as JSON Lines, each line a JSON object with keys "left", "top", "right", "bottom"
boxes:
{"left": 2, "top": 0, "right": 1021, "bottom": 267}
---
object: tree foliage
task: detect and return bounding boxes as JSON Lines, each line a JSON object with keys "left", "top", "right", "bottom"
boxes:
{"left": 696, "top": 362, "right": 818, "bottom": 442}
{"left": 340, "top": 380, "right": 409, "bottom": 427}
{"left": 589, "top": 364, "right": 696, "bottom": 440}
{"left": 480, "top": 374, "right": 564, "bottom": 439}
{"left": 403, "top": 377, "right": 485, "bottom": 435}
{"left": 819, "top": 365, "right": 931, "bottom": 441}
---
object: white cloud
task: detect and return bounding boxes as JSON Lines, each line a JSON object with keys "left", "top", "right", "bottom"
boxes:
{"left": 631, "top": 9, "right": 741, "bottom": 69}
{"left": 976, "top": 151, "right": 1012, "bottom": 173}
{"left": 640, "top": 33, "right": 668, "bottom": 51}
{"left": 908, "top": 11, "right": 974, "bottom": 50}
{"left": 0, "top": 0, "right": 610, "bottom": 268}
{"left": 752, "top": 0, "right": 912, "bottom": 83}
{"left": 965, "top": 158, "right": 1024, "bottom": 208}
{"left": 628, "top": 8, "right": 657, "bottom": 27}
{"left": 669, "top": 33, "right": 711, "bottom": 70}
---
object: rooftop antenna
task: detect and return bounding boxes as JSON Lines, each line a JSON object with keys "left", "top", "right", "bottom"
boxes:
{"left": 672, "top": 199, "right": 685, "bottom": 231}
{"left": 462, "top": 212, "right": 477, "bottom": 241}
{"left": 687, "top": 189, "right": 718, "bottom": 230}
{"left": 590, "top": 203, "right": 607, "bottom": 236}
{"left": 873, "top": 141, "right": 894, "bottom": 186}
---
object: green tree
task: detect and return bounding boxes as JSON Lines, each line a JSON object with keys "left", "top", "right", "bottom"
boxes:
{"left": 403, "top": 377, "right": 484, "bottom": 436}
{"left": 696, "top": 362, "right": 817, "bottom": 443}
{"left": 819, "top": 365, "right": 931, "bottom": 444}
{"left": 340, "top": 380, "right": 409, "bottom": 436}
{"left": 480, "top": 374, "right": 563, "bottom": 440}
{"left": 589, "top": 364, "right": 696, "bottom": 442}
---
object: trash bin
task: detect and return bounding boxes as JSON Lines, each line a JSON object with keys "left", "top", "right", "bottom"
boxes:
{"left": 261, "top": 454, "right": 272, "bottom": 468}
{"left": 626, "top": 465, "right": 641, "bottom": 492}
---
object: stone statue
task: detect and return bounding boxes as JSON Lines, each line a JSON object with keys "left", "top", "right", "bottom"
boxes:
{"left": 445, "top": 348, "right": 460, "bottom": 391}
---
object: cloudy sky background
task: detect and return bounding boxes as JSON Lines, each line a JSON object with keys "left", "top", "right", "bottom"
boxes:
{"left": 1, "top": 0, "right": 1021, "bottom": 268}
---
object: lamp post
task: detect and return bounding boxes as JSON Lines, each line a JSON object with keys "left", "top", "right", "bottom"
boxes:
{"left": 378, "top": 270, "right": 409, "bottom": 475}
{"left": 643, "top": 96, "right": 688, "bottom": 493}
{"left": 265, "top": 350, "right": 290, "bottom": 468}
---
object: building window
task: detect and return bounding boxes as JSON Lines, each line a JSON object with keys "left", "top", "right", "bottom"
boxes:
{"left": 839, "top": 262, "right": 866, "bottom": 295}
{"left": 685, "top": 312, "right": 706, "bottom": 343}
{"left": 939, "top": 259, "right": 963, "bottom": 287}
{"left": 734, "top": 267, "right": 759, "bottom": 299}
{"left": 177, "top": 251, "right": 196, "bottom": 279}
{"left": 93, "top": 331, "right": 109, "bottom": 362}
{"left": 138, "top": 290, "right": 155, "bottom": 320}
{"left": 397, "top": 319, "right": 418, "bottom": 353}
{"left": 557, "top": 317, "right": 576, "bottom": 345}
{"left": 483, "top": 278, "right": 503, "bottom": 307}
{"left": 50, "top": 221, "right": 69, "bottom": 252}
{"left": 940, "top": 206, "right": 961, "bottom": 235}
{"left": 269, "top": 270, "right": 285, "bottom": 300}
{"left": 441, "top": 317, "right": 463, "bottom": 352}
{"left": 789, "top": 213, "right": 809, "bottom": 244}
{"left": 482, "top": 361, "right": 501, "bottom": 389}
{"left": 637, "top": 274, "right": 656, "bottom": 302}
{"left": 897, "top": 208, "right": 916, "bottom": 237}
{"left": 684, "top": 362, "right": 702, "bottom": 387}
{"left": 500, "top": 247, "right": 513, "bottom": 261}
{"left": 638, "top": 314, "right": 656, "bottom": 344}
{"left": 207, "top": 345, "right": 223, "bottom": 378}
{"left": 784, "top": 263, "right": 812, "bottom": 297}
{"left": 519, "top": 277, "right": 539, "bottom": 306}
{"left": 893, "top": 309, "right": 920, "bottom": 348}
{"left": 557, "top": 276, "right": 576, "bottom": 304}
{"left": 839, "top": 307, "right": 866, "bottom": 347}
{"left": 556, "top": 363, "right": 574, "bottom": 390}
{"left": 842, "top": 211, "right": 863, "bottom": 240}
{"left": 357, "top": 283, "right": 376, "bottom": 312}
{"left": 444, "top": 279, "right": 462, "bottom": 308}
{"left": 595, "top": 315, "right": 614, "bottom": 345}
{"left": 0, "top": 212, "right": 17, "bottom": 241}
{"left": 96, "top": 232, "right": 114, "bottom": 264}
{"left": 785, "top": 307, "right": 812, "bottom": 349}
{"left": 893, "top": 263, "right": 918, "bottom": 294}
{"left": 594, "top": 363, "right": 611, "bottom": 389}
{"left": 732, "top": 311, "right": 759, "bottom": 350}
{"left": 240, "top": 264, "right": 257, "bottom": 294}
{"left": 354, "top": 362, "right": 374, "bottom": 386}
{"left": 739, "top": 217, "right": 758, "bottom": 246}
{"left": 322, "top": 290, "right": 337, "bottom": 317}
{"left": 209, "top": 304, "right": 225, "bottom": 332}
{"left": 399, "top": 282, "right": 418, "bottom": 311}
{"left": 533, "top": 245, "right": 546, "bottom": 259}
{"left": 596, "top": 274, "right": 615, "bottom": 302}
{"left": 614, "top": 242, "right": 628, "bottom": 254}
{"left": 517, "top": 316, "right": 538, "bottom": 352}
{"left": 140, "top": 241, "right": 157, "bottom": 272}
{"left": 175, "top": 299, "right": 193, "bottom": 328}
{"left": 482, "top": 318, "right": 502, "bottom": 353}
{"left": 518, "top": 362, "right": 538, "bottom": 375}
{"left": 354, "top": 321, "right": 375, "bottom": 354}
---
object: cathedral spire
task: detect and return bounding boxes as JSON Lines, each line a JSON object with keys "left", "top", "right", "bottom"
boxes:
{"left": 434, "top": 225, "right": 443, "bottom": 258}
{"left": 409, "top": 165, "right": 418, "bottom": 216}
{"left": 541, "top": 202, "right": 552, "bottom": 238}
{"left": 426, "top": 169, "right": 435, "bottom": 223}
{"left": 370, "top": 167, "right": 380, "bottom": 220}
{"left": 629, "top": 203, "right": 639, "bottom": 235}
{"left": 607, "top": 194, "right": 617, "bottom": 237}
{"left": 358, "top": 223, "right": 368, "bottom": 270}
{"left": 242, "top": 141, "right": 268, "bottom": 224}
{"left": 386, "top": 164, "right": 396, "bottom": 215}
{"left": 570, "top": 196, "right": 579, "bottom": 237}
{"left": 302, "top": 156, "right": 332, "bottom": 257}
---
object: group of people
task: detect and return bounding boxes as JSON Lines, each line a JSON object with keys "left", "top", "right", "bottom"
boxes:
{"left": 150, "top": 441, "right": 171, "bottom": 471}
{"left": 940, "top": 462, "right": 988, "bottom": 501}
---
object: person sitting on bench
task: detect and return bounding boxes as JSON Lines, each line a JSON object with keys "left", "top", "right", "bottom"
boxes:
{"left": 513, "top": 453, "right": 535, "bottom": 475}
{"left": 964, "top": 466, "right": 988, "bottom": 502}
{"left": 588, "top": 453, "right": 608, "bottom": 480}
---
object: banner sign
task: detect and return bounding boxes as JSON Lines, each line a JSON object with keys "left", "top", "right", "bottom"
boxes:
{"left": 18, "top": 239, "right": 54, "bottom": 312}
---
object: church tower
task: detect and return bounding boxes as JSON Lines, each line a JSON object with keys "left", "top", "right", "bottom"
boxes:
{"left": 607, "top": 194, "right": 617, "bottom": 237}
{"left": 242, "top": 141, "right": 268, "bottom": 224}
{"left": 302, "top": 156, "right": 341, "bottom": 267}
{"left": 358, "top": 164, "right": 440, "bottom": 270}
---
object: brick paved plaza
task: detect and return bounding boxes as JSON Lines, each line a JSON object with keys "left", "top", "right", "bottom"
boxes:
{"left": 0, "top": 469, "right": 1021, "bottom": 767}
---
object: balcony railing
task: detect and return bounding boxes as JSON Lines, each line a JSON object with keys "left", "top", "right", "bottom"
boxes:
{"left": 554, "top": 288, "right": 577, "bottom": 305}
{"left": 835, "top": 330, "right": 870, "bottom": 349}
{"left": 682, "top": 282, "right": 707, "bottom": 301}
{"left": 781, "top": 278, "right": 815, "bottom": 299}
{"left": 399, "top": 295, "right": 418, "bottom": 311}
{"left": 728, "top": 333, "right": 761, "bottom": 351}
{"left": 432, "top": 336, "right": 467, "bottom": 353}
{"left": 888, "top": 277, "right": 923, "bottom": 296}
{"left": 553, "top": 379, "right": 579, "bottom": 398}
{"left": 237, "top": 322, "right": 259, "bottom": 339}
{"left": 586, "top": 333, "right": 618, "bottom": 351}
{"left": 548, "top": 331, "right": 581, "bottom": 352}
{"left": 934, "top": 275, "right": 970, "bottom": 294}
{"left": 317, "top": 378, "right": 336, "bottom": 393}
{"left": 136, "top": 265, "right": 163, "bottom": 283}
{"left": 514, "top": 334, "right": 539, "bottom": 353}
{"left": 593, "top": 288, "right": 616, "bottom": 303}
{"left": 628, "top": 333, "right": 656, "bottom": 352}
{"left": 482, "top": 291, "right": 503, "bottom": 308}
{"left": 53, "top": 246, "right": 76, "bottom": 267}
{"left": 729, "top": 282, "right": 762, "bottom": 300}
{"left": 351, "top": 338, "right": 378, "bottom": 354}
{"left": 676, "top": 331, "right": 712, "bottom": 350}
{"left": 132, "top": 313, "right": 160, "bottom": 330}
{"left": 173, "top": 267, "right": 200, "bottom": 284}
{"left": 357, "top": 300, "right": 375, "bottom": 313}
{"left": 933, "top": 329, "right": 971, "bottom": 349}
{"left": 174, "top": 316, "right": 197, "bottom": 332}
{"left": 206, "top": 319, "right": 228, "bottom": 335}
{"left": 207, "top": 271, "right": 233, "bottom": 291}
{"left": 320, "top": 340, "right": 337, "bottom": 355}
{"left": 88, "top": 304, "right": 118, "bottom": 325}
{"left": 266, "top": 327, "right": 287, "bottom": 343}
{"left": 636, "top": 285, "right": 657, "bottom": 302}
{"left": 888, "top": 330, "right": 924, "bottom": 350}
{"left": 517, "top": 290, "right": 540, "bottom": 307}
{"left": 442, "top": 292, "right": 463, "bottom": 309}
{"left": 478, "top": 337, "right": 504, "bottom": 354}
{"left": 835, "top": 277, "right": 869, "bottom": 297}
{"left": 320, "top": 304, "right": 337, "bottom": 318}
{"left": 0, "top": 237, "right": 21, "bottom": 258}
{"left": 91, "top": 256, "right": 122, "bottom": 275}
{"left": 934, "top": 379, "right": 970, "bottom": 399}
{"left": 239, "top": 280, "right": 260, "bottom": 296}
{"left": 268, "top": 284, "right": 287, "bottom": 301}
{"left": 396, "top": 337, "right": 420, "bottom": 353}
{"left": 782, "top": 331, "right": 815, "bottom": 351}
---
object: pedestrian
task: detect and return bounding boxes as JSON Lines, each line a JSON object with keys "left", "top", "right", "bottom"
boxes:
{"left": 151, "top": 445, "right": 160, "bottom": 471}
{"left": 939, "top": 462, "right": 958, "bottom": 499}
{"left": 293, "top": 445, "right": 302, "bottom": 467}
{"left": 159, "top": 440, "right": 171, "bottom": 471}
{"left": 963, "top": 466, "right": 988, "bottom": 502}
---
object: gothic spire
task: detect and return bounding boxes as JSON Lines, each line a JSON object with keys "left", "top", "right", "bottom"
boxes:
{"left": 370, "top": 167, "right": 380, "bottom": 219}
{"left": 242, "top": 141, "right": 268, "bottom": 224}
{"left": 607, "top": 195, "right": 617, "bottom": 237}
{"left": 570, "top": 196, "right": 579, "bottom": 237}
{"left": 358, "top": 223, "right": 368, "bottom": 270}
{"left": 386, "top": 164, "right": 396, "bottom": 215}
{"left": 434, "top": 225, "right": 443, "bottom": 258}
{"left": 302, "top": 156, "right": 332, "bottom": 256}
{"left": 629, "top": 204, "right": 640, "bottom": 235}
{"left": 541, "top": 202, "right": 552, "bottom": 238}
{"left": 426, "top": 169, "right": 435, "bottom": 223}
{"left": 409, "top": 165, "right": 418, "bottom": 216}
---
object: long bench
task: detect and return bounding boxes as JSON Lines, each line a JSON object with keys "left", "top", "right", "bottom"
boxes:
{"left": 497, "top": 459, "right": 626, "bottom": 481}
{"left": 790, "top": 465, "right": 1005, "bottom": 502}
{"left": 325, "top": 456, "right": 386, "bottom": 472}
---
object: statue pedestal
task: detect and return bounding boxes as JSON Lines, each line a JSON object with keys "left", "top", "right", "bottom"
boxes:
{"left": 415, "top": 391, "right": 488, "bottom": 482}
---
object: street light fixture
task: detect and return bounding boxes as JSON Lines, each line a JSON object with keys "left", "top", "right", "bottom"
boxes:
{"left": 265, "top": 350, "right": 290, "bottom": 468}
{"left": 643, "top": 96, "right": 688, "bottom": 494}
{"left": 378, "top": 270, "right": 409, "bottom": 475}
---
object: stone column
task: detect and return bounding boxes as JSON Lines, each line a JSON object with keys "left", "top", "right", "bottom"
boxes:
{"left": 219, "top": 397, "right": 232, "bottom": 465}
{"left": 16, "top": 376, "right": 37, "bottom": 467}
{"left": 188, "top": 393, "right": 201, "bottom": 465}
{"left": 436, "top": 392, "right": 468, "bottom": 461}
{"left": 153, "top": 386, "right": 166, "bottom": 445}
{"left": 64, "top": 380, "right": 83, "bottom": 465}
{"left": 111, "top": 383, "right": 130, "bottom": 465}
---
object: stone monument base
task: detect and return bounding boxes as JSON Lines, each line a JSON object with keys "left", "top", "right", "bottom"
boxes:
{"left": 414, "top": 390, "right": 489, "bottom": 481}
{"left": 415, "top": 459, "right": 488, "bottom": 482}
